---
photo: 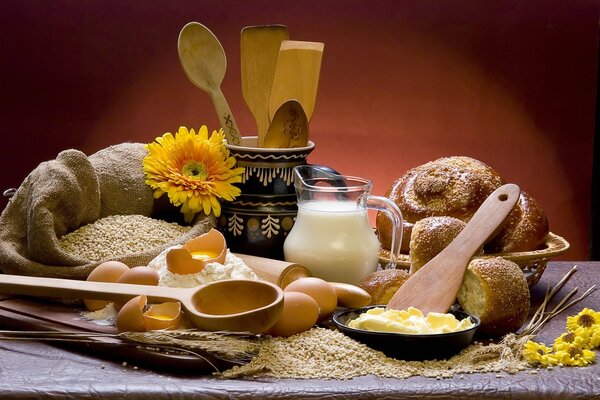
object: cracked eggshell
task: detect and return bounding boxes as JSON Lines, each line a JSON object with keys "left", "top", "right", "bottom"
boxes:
{"left": 116, "top": 295, "right": 148, "bottom": 333}
{"left": 166, "top": 228, "right": 227, "bottom": 274}
{"left": 143, "top": 302, "right": 182, "bottom": 330}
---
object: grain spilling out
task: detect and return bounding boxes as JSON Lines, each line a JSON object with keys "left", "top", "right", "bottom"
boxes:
{"left": 59, "top": 215, "right": 191, "bottom": 261}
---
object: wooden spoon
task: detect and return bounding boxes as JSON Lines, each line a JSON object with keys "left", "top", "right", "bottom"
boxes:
{"left": 268, "top": 40, "right": 324, "bottom": 123}
{"left": 240, "top": 25, "right": 289, "bottom": 147}
{"left": 263, "top": 99, "right": 309, "bottom": 148}
{"left": 178, "top": 22, "right": 241, "bottom": 145}
{"left": 386, "top": 184, "right": 521, "bottom": 314}
{"left": 0, "top": 275, "right": 283, "bottom": 333}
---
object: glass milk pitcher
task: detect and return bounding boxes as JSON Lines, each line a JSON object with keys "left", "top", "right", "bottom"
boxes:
{"left": 283, "top": 166, "right": 403, "bottom": 285}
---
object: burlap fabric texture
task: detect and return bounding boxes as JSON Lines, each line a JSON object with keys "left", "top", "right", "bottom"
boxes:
{"left": 0, "top": 142, "right": 213, "bottom": 280}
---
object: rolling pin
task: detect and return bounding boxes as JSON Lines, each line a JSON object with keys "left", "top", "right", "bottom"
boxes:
{"left": 236, "top": 253, "right": 371, "bottom": 308}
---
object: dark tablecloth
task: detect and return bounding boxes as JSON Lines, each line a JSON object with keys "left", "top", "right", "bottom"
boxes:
{"left": 1, "top": 261, "right": 599, "bottom": 399}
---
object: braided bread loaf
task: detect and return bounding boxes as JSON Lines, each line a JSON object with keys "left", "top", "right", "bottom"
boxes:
{"left": 377, "top": 156, "right": 549, "bottom": 254}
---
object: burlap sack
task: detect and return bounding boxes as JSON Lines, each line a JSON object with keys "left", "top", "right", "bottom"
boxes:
{"left": 0, "top": 142, "right": 213, "bottom": 280}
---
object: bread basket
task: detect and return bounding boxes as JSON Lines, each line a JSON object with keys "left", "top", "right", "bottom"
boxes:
{"left": 379, "top": 232, "right": 569, "bottom": 287}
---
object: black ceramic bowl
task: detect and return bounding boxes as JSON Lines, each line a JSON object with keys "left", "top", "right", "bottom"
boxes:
{"left": 333, "top": 305, "right": 480, "bottom": 361}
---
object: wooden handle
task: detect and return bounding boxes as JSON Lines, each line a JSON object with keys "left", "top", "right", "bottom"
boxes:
{"left": 211, "top": 89, "right": 241, "bottom": 145}
{"left": 387, "top": 184, "right": 520, "bottom": 313}
{"left": 236, "top": 253, "right": 310, "bottom": 288}
{"left": 0, "top": 274, "right": 186, "bottom": 304}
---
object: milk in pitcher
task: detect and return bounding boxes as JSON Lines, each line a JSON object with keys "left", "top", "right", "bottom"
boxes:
{"left": 283, "top": 200, "right": 381, "bottom": 284}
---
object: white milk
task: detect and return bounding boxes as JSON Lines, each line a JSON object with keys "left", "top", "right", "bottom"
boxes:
{"left": 283, "top": 200, "right": 381, "bottom": 284}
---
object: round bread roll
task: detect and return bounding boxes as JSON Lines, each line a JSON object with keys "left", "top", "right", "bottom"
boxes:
{"left": 457, "top": 257, "right": 530, "bottom": 336}
{"left": 409, "top": 216, "right": 467, "bottom": 274}
{"left": 357, "top": 269, "right": 410, "bottom": 305}
{"left": 485, "top": 191, "right": 549, "bottom": 253}
{"left": 377, "top": 156, "right": 504, "bottom": 251}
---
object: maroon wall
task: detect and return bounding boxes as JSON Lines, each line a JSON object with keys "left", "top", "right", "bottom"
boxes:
{"left": 1, "top": 1, "right": 597, "bottom": 260}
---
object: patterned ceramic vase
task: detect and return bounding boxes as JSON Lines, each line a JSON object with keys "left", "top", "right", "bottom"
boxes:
{"left": 218, "top": 136, "right": 315, "bottom": 260}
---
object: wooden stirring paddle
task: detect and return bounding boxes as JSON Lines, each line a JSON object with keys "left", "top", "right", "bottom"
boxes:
{"left": 240, "top": 25, "right": 289, "bottom": 147}
{"left": 268, "top": 40, "right": 324, "bottom": 124}
{"left": 386, "top": 184, "right": 520, "bottom": 314}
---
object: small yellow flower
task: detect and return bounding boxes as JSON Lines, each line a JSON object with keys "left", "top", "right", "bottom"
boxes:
{"left": 587, "top": 327, "right": 600, "bottom": 349}
{"left": 553, "top": 330, "right": 590, "bottom": 351}
{"left": 553, "top": 345, "right": 595, "bottom": 367}
{"left": 566, "top": 308, "right": 600, "bottom": 333}
{"left": 523, "top": 340, "right": 556, "bottom": 367}
{"left": 143, "top": 126, "right": 245, "bottom": 222}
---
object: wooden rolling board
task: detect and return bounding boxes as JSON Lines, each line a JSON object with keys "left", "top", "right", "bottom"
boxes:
{"left": 0, "top": 296, "right": 231, "bottom": 374}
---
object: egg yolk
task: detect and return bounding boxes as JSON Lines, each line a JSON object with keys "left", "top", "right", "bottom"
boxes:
{"left": 146, "top": 314, "right": 174, "bottom": 321}
{"left": 190, "top": 250, "right": 220, "bottom": 260}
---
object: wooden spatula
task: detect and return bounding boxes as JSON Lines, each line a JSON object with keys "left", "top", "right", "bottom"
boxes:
{"left": 268, "top": 40, "right": 324, "bottom": 124}
{"left": 386, "top": 183, "right": 521, "bottom": 314}
{"left": 240, "top": 25, "right": 289, "bottom": 147}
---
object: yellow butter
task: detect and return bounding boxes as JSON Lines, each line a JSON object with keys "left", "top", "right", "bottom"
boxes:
{"left": 348, "top": 307, "right": 474, "bottom": 334}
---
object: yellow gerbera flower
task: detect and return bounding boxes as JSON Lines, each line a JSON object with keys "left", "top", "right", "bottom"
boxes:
{"left": 566, "top": 308, "right": 600, "bottom": 333}
{"left": 553, "top": 345, "right": 595, "bottom": 367}
{"left": 143, "top": 126, "right": 244, "bottom": 222}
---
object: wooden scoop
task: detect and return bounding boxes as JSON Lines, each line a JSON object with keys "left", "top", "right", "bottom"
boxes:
{"left": 268, "top": 40, "right": 324, "bottom": 123}
{"left": 178, "top": 22, "right": 242, "bottom": 145}
{"left": 0, "top": 275, "right": 283, "bottom": 333}
{"left": 386, "top": 184, "right": 521, "bottom": 314}
{"left": 240, "top": 25, "right": 289, "bottom": 147}
{"left": 263, "top": 99, "right": 309, "bottom": 148}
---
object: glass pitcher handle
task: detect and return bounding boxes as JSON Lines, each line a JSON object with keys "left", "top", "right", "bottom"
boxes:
{"left": 367, "top": 195, "right": 403, "bottom": 270}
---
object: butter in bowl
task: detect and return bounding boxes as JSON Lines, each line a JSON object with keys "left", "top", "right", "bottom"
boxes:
{"left": 333, "top": 305, "right": 480, "bottom": 361}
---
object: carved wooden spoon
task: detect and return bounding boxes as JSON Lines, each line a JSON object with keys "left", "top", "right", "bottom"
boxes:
{"left": 178, "top": 22, "right": 241, "bottom": 145}
{"left": 386, "top": 184, "right": 520, "bottom": 314}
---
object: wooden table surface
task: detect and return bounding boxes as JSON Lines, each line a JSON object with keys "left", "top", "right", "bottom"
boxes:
{"left": 0, "top": 261, "right": 599, "bottom": 400}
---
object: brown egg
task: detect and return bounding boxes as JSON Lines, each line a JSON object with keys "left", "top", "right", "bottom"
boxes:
{"left": 143, "top": 302, "right": 182, "bottom": 330}
{"left": 284, "top": 277, "right": 338, "bottom": 321}
{"left": 113, "top": 266, "right": 160, "bottom": 310}
{"left": 166, "top": 229, "right": 227, "bottom": 274}
{"left": 116, "top": 295, "right": 147, "bottom": 333}
{"left": 84, "top": 260, "right": 129, "bottom": 311}
{"left": 268, "top": 292, "right": 319, "bottom": 337}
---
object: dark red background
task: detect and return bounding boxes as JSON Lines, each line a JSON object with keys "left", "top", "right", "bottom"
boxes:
{"left": 1, "top": 1, "right": 597, "bottom": 260}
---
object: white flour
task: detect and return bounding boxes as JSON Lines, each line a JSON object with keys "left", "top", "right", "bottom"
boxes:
{"left": 80, "top": 303, "right": 117, "bottom": 325}
{"left": 148, "top": 247, "right": 257, "bottom": 288}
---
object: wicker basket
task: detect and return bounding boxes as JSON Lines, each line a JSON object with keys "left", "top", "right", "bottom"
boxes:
{"left": 379, "top": 232, "right": 570, "bottom": 287}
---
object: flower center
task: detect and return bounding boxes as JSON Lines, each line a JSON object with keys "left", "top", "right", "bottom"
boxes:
{"left": 568, "top": 346, "right": 583, "bottom": 358}
{"left": 182, "top": 161, "right": 208, "bottom": 180}
{"left": 562, "top": 332, "right": 575, "bottom": 343}
{"left": 578, "top": 314, "right": 595, "bottom": 328}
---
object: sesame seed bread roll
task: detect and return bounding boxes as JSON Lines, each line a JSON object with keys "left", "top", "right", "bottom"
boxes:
{"left": 357, "top": 269, "right": 410, "bottom": 305}
{"left": 409, "top": 216, "right": 467, "bottom": 274}
{"left": 376, "top": 156, "right": 504, "bottom": 252}
{"left": 458, "top": 257, "right": 530, "bottom": 336}
{"left": 484, "top": 191, "right": 549, "bottom": 253}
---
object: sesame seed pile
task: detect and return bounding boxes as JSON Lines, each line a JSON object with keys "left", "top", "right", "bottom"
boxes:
{"left": 221, "top": 328, "right": 529, "bottom": 380}
{"left": 59, "top": 215, "right": 191, "bottom": 262}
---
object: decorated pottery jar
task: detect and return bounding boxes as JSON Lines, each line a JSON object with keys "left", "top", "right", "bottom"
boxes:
{"left": 218, "top": 136, "right": 315, "bottom": 259}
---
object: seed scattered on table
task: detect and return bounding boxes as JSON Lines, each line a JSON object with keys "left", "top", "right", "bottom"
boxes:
{"left": 221, "top": 328, "right": 529, "bottom": 380}
{"left": 59, "top": 215, "right": 191, "bottom": 261}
